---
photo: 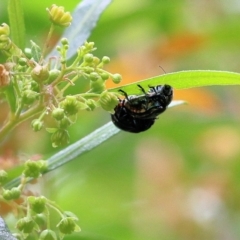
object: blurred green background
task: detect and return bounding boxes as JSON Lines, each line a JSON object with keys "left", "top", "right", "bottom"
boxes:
{"left": 2, "top": 0, "right": 240, "bottom": 239}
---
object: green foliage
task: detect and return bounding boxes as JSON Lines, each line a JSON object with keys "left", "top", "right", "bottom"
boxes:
{"left": 1, "top": 0, "right": 240, "bottom": 240}
{"left": 0, "top": 11, "right": 121, "bottom": 147}
{"left": 109, "top": 70, "right": 240, "bottom": 94}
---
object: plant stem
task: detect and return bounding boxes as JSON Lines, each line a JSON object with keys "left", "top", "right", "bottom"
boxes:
{"left": 77, "top": 93, "right": 100, "bottom": 98}
{"left": 40, "top": 24, "right": 55, "bottom": 63}
{"left": 0, "top": 104, "right": 43, "bottom": 143}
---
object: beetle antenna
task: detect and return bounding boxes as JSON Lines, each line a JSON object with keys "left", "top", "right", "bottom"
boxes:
{"left": 159, "top": 65, "right": 166, "bottom": 74}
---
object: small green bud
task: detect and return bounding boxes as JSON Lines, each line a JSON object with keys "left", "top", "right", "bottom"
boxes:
{"left": 52, "top": 108, "right": 65, "bottom": 121}
{"left": 3, "top": 187, "right": 21, "bottom": 200}
{"left": 51, "top": 129, "right": 70, "bottom": 148}
{"left": 34, "top": 213, "right": 46, "bottom": 226}
{"left": 59, "top": 116, "right": 71, "bottom": 129}
{"left": 2, "top": 189, "right": 12, "bottom": 200}
{"left": 100, "top": 72, "right": 109, "bottom": 81}
{"left": 28, "top": 196, "right": 46, "bottom": 214}
{"left": 102, "top": 56, "right": 110, "bottom": 64}
{"left": 0, "top": 170, "right": 8, "bottom": 184}
{"left": 60, "top": 96, "right": 80, "bottom": 116}
{"left": 61, "top": 38, "right": 68, "bottom": 45}
{"left": 40, "top": 229, "right": 57, "bottom": 240}
{"left": 93, "top": 57, "right": 100, "bottom": 65}
{"left": 99, "top": 91, "right": 119, "bottom": 112}
{"left": 86, "top": 99, "right": 97, "bottom": 111}
{"left": 18, "top": 58, "right": 28, "bottom": 66}
{"left": 83, "top": 66, "right": 94, "bottom": 74}
{"left": 57, "top": 217, "right": 80, "bottom": 235}
{"left": 48, "top": 69, "right": 61, "bottom": 83}
{"left": 24, "top": 48, "right": 32, "bottom": 58}
{"left": 31, "top": 81, "right": 39, "bottom": 92}
{"left": 111, "top": 73, "right": 122, "bottom": 84}
{"left": 31, "top": 119, "right": 43, "bottom": 132}
{"left": 84, "top": 41, "right": 95, "bottom": 51}
{"left": 56, "top": 46, "right": 61, "bottom": 52}
{"left": 23, "top": 160, "right": 47, "bottom": 178}
{"left": 47, "top": 4, "right": 72, "bottom": 27}
{"left": 31, "top": 64, "right": 49, "bottom": 82}
{"left": 79, "top": 45, "right": 86, "bottom": 54}
{"left": 10, "top": 187, "right": 21, "bottom": 199}
{"left": 16, "top": 217, "right": 36, "bottom": 233}
{"left": 60, "top": 57, "right": 66, "bottom": 64}
{"left": 89, "top": 78, "right": 105, "bottom": 93}
{"left": 0, "top": 23, "right": 10, "bottom": 36}
{"left": 22, "top": 90, "right": 38, "bottom": 105}
{"left": 84, "top": 53, "right": 94, "bottom": 63}
{"left": 89, "top": 72, "right": 100, "bottom": 82}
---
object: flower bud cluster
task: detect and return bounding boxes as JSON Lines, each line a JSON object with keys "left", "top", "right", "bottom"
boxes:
{"left": 57, "top": 216, "right": 80, "bottom": 234}
{"left": 60, "top": 96, "right": 80, "bottom": 116}
{"left": 0, "top": 4, "right": 128, "bottom": 238}
{"left": 2, "top": 187, "right": 21, "bottom": 200}
{"left": 14, "top": 199, "right": 81, "bottom": 238}
{"left": 47, "top": 4, "right": 72, "bottom": 27}
{"left": 28, "top": 196, "right": 46, "bottom": 213}
{"left": 40, "top": 229, "right": 57, "bottom": 240}
{"left": 0, "top": 162, "right": 80, "bottom": 239}
{"left": 31, "top": 64, "right": 49, "bottom": 82}
{"left": 51, "top": 129, "right": 70, "bottom": 148}
{"left": 0, "top": 23, "right": 11, "bottom": 51}
{"left": 23, "top": 160, "right": 47, "bottom": 178}
{"left": 0, "top": 4, "right": 123, "bottom": 148}
{"left": 47, "top": 38, "right": 122, "bottom": 145}
{"left": 16, "top": 217, "right": 38, "bottom": 234}
{"left": 17, "top": 59, "right": 53, "bottom": 110}
{"left": 98, "top": 91, "right": 119, "bottom": 113}
{"left": 31, "top": 119, "right": 44, "bottom": 132}
{"left": 0, "top": 23, "right": 22, "bottom": 56}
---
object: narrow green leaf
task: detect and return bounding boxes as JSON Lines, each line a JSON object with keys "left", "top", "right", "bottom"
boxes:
{"left": 46, "top": 128, "right": 58, "bottom": 133}
{"left": 4, "top": 100, "right": 184, "bottom": 189}
{"left": 8, "top": 0, "right": 25, "bottom": 49}
{"left": 4, "top": 121, "right": 119, "bottom": 189}
{"left": 108, "top": 70, "right": 240, "bottom": 94}
{"left": 45, "top": 121, "right": 120, "bottom": 172}
{"left": 4, "top": 83, "right": 16, "bottom": 113}
{"left": 48, "top": 0, "right": 112, "bottom": 59}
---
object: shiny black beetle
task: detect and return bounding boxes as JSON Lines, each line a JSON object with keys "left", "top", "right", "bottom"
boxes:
{"left": 111, "top": 84, "right": 173, "bottom": 133}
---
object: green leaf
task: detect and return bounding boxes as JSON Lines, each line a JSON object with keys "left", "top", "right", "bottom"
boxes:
{"left": 46, "top": 128, "right": 58, "bottom": 133}
{"left": 8, "top": 0, "right": 25, "bottom": 49}
{"left": 48, "top": 0, "right": 112, "bottom": 59}
{"left": 4, "top": 121, "right": 119, "bottom": 189}
{"left": 4, "top": 83, "right": 16, "bottom": 113}
{"left": 45, "top": 121, "right": 120, "bottom": 172}
{"left": 4, "top": 101, "right": 184, "bottom": 189}
{"left": 108, "top": 70, "right": 240, "bottom": 94}
{"left": 30, "top": 40, "right": 41, "bottom": 62}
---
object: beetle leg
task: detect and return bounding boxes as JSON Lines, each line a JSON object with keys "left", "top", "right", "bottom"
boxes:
{"left": 118, "top": 89, "right": 129, "bottom": 100}
{"left": 137, "top": 84, "right": 147, "bottom": 95}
